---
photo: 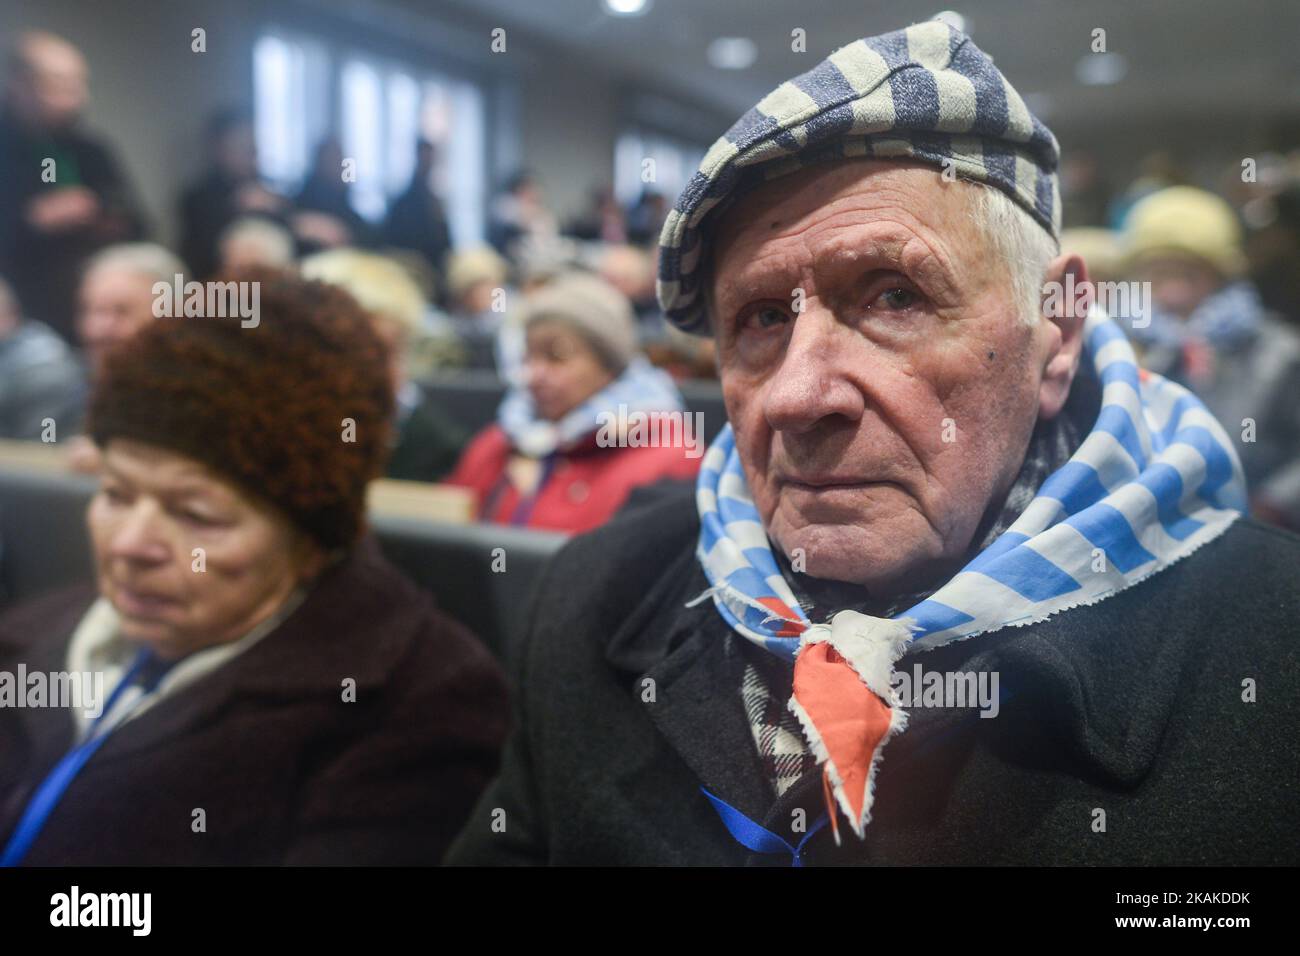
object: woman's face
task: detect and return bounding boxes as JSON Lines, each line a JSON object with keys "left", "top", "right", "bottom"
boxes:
{"left": 523, "top": 319, "right": 615, "bottom": 423}
{"left": 87, "top": 439, "right": 324, "bottom": 659}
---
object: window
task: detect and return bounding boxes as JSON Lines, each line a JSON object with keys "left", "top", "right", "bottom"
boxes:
{"left": 614, "top": 129, "right": 707, "bottom": 207}
{"left": 253, "top": 33, "right": 331, "bottom": 192}
{"left": 254, "top": 30, "right": 487, "bottom": 243}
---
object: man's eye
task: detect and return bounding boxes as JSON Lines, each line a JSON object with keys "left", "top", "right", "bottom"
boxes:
{"left": 874, "top": 287, "right": 919, "bottom": 311}
{"left": 742, "top": 306, "right": 789, "bottom": 331}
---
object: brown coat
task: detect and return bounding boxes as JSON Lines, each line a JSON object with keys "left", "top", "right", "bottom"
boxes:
{"left": 0, "top": 536, "right": 508, "bottom": 865}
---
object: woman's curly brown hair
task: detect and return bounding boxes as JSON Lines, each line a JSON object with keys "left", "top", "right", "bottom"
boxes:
{"left": 88, "top": 267, "right": 395, "bottom": 550}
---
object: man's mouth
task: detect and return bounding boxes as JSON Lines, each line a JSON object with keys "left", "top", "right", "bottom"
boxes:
{"left": 113, "top": 584, "right": 179, "bottom": 617}
{"left": 782, "top": 475, "right": 900, "bottom": 491}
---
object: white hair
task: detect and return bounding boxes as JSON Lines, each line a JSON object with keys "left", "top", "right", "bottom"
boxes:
{"left": 218, "top": 216, "right": 295, "bottom": 268}
{"left": 967, "top": 183, "right": 1059, "bottom": 327}
{"left": 84, "top": 242, "right": 188, "bottom": 286}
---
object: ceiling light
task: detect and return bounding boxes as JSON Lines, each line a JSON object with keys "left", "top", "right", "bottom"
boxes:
{"left": 1075, "top": 52, "right": 1127, "bottom": 86}
{"left": 708, "top": 37, "right": 757, "bottom": 70}
{"left": 604, "top": 0, "right": 651, "bottom": 17}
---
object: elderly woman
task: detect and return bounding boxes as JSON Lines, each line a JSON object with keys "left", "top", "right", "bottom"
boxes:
{"left": 0, "top": 271, "right": 507, "bottom": 864}
{"left": 448, "top": 22, "right": 1299, "bottom": 865}
{"left": 445, "top": 271, "right": 700, "bottom": 534}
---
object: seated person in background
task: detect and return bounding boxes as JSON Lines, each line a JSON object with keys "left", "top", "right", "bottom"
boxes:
{"left": 0, "top": 271, "right": 508, "bottom": 864}
{"left": 1123, "top": 187, "right": 1300, "bottom": 530}
{"left": 301, "top": 249, "right": 469, "bottom": 483}
{"left": 215, "top": 215, "right": 295, "bottom": 274}
{"left": 438, "top": 245, "right": 513, "bottom": 371}
{"left": 445, "top": 272, "right": 700, "bottom": 534}
{"left": 76, "top": 242, "right": 186, "bottom": 379}
{"left": 0, "top": 274, "right": 85, "bottom": 441}
{"left": 61, "top": 243, "right": 188, "bottom": 469}
{"left": 447, "top": 23, "right": 1299, "bottom": 866}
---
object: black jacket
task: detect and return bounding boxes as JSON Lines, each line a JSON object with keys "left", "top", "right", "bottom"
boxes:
{"left": 0, "top": 109, "right": 146, "bottom": 339}
{"left": 0, "top": 536, "right": 508, "bottom": 865}
{"left": 446, "top": 493, "right": 1300, "bottom": 865}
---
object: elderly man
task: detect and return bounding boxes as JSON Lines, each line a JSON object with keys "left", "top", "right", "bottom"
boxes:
{"left": 447, "top": 22, "right": 1300, "bottom": 866}
{"left": 0, "top": 31, "right": 146, "bottom": 340}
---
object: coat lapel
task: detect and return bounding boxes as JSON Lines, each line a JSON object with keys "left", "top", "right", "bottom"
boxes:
{"left": 69, "top": 537, "right": 422, "bottom": 767}
{"left": 604, "top": 548, "right": 774, "bottom": 826}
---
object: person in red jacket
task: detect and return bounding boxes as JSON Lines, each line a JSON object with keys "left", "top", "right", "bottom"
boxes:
{"left": 446, "top": 271, "right": 701, "bottom": 533}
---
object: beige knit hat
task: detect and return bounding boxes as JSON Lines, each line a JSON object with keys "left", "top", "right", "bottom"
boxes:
{"left": 1123, "top": 186, "right": 1247, "bottom": 279}
{"left": 519, "top": 271, "right": 637, "bottom": 372}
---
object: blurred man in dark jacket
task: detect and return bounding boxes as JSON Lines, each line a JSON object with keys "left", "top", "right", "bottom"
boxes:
{"left": 177, "top": 108, "right": 288, "bottom": 281}
{"left": 385, "top": 139, "right": 453, "bottom": 281}
{"left": 0, "top": 31, "right": 145, "bottom": 341}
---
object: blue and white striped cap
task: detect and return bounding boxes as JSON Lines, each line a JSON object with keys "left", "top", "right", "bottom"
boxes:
{"left": 657, "top": 20, "right": 1062, "bottom": 334}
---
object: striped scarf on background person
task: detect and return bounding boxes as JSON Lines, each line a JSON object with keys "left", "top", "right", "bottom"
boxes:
{"left": 497, "top": 356, "right": 684, "bottom": 458}
{"left": 1129, "top": 280, "right": 1264, "bottom": 352}
{"left": 691, "top": 308, "right": 1248, "bottom": 840}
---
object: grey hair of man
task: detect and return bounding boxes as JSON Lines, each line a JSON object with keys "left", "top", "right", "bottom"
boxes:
{"left": 83, "top": 242, "right": 189, "bottom": 287}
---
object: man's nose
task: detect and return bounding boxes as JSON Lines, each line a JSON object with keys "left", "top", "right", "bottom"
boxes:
{"left": 762, "top": 308, "right": 866, "bottom": 434}
{"left": 109, "top": 501, "right": 171, "bottom": 564}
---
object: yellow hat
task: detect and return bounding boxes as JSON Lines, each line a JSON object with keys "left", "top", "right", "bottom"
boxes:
{"left": 1123, "top": 186, "right": 1246, "bottom": 279}
{"left": 446, "top": 246, "right": 509, "bottom": 300}
{"left": 1060, "top": 227, "right": 1122, "bottom": 284}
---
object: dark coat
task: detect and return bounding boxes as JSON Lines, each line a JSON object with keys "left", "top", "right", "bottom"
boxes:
{"left": 0, "top": 536, "right": 508, "bottom": 865}
{"left": 0, "top": 109, "right": 147, "bottom": 339}
{"left": 446, "top": 492, "right": 1300, "bottom": 865}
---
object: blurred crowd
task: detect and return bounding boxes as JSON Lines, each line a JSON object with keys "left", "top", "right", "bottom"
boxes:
{"left": 2, "top": 28, "right": 1298, "bottom": 536}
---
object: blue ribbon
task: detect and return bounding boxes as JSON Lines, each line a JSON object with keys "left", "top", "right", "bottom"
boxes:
{"left": 701, "top": 787, "right": 829, "bottom": 866}
{"left": 1, "top": 646, "right": 175, "bottom": 866}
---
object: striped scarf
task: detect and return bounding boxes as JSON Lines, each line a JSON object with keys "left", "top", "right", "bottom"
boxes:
{"left": 497, "top": 356, "right": 684, "bottom": 458}
{"left": 692, "top": 309, "right": 1247, "bottom": 840}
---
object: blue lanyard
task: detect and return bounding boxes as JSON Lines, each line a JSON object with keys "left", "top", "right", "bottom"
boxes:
{"left": 1, "top": 646, "right": 174, "bottom": 866}
{"left": 701, "top": 787, "right": 829, "bottom": 867}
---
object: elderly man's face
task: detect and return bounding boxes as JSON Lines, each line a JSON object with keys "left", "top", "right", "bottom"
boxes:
{"left": 76, "top": 267, "right": 158, "bottom": 371}
{"left": 711, "top": 160, "right": 1079, "bottom": 593}
{"left": 12, "top": 34, "right": 89, "bottom": 130}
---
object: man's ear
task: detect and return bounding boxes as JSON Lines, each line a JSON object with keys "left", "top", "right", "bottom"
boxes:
{"left": 1037, "top": 252, "right": 1088, "bottom": 421}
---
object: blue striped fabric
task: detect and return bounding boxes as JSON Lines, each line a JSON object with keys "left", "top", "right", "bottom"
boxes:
{"left": 657, "top": 20, "right": 1062, "bottom": 334}
{"left": 693, "top": 309, "right": 1247, "bottom": 660}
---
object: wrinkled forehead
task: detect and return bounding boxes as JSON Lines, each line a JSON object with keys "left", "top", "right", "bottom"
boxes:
{"left": 707, "top": 159, "right": 980, "bottom": 303}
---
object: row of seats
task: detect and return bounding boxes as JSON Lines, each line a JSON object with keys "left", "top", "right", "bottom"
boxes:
{"left": 0, "top": 464, "right": 568, "bottom": 661}
{"left": 420, "top": 372, "right": 729, "bottom": 443}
